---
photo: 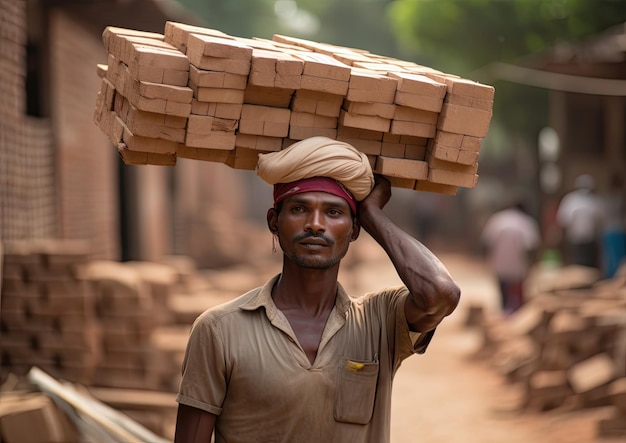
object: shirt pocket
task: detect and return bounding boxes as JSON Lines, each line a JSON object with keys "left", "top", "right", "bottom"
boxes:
{"left": 334, "top": 357, "right": 380, "bottom": 425}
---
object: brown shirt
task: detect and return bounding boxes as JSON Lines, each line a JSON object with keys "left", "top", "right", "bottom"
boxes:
{"left": 176, "top": 274, "right": 434, "bottom": 443}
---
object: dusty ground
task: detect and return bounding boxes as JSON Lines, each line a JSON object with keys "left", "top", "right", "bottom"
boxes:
{"left": 340, "top": 236, "right": 624, "bottom": 443}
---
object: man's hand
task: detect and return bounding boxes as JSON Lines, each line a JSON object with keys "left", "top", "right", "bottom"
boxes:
{"left": 359, "top": 175, "right": 391, "bottom": 214}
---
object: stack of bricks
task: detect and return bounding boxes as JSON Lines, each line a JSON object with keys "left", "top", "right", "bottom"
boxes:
{"left": 0, "top": 240, "right": 100, "bottom": 385}
{"left": 470, "top": 266, "right": 626, "bottom": 439}
{"left": 0, "top": 240, "right": 188, "bottom": 390}
{"left": 94, "top": 22, "right": 495, "bottom": 195}
{"left": 78, "top": 260, "right": 181, "bottom": 390}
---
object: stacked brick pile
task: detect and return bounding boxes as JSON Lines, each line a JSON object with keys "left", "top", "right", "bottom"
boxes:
{"left": 0, "top": 240, "right": 100, "bottom": 384}
{"left": 94, "top": 22, "right": 495, "bottom": 195}
{"left": 78, "top": 260, "right": 181, "bottom": 390}
{"left": 0, "top": 243, "right": 185, "bottom": 391}
{"left": 471, "top": 266, "right": 626, "bottom": 439}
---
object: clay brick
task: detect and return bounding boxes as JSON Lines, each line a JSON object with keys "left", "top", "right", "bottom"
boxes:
{"left": 343, "top": 100, "right": 396, "bottom": 119}
{"left": 438, "top": 103, "right": 493, "bottom": 138}
{"left": 189, "top": 65, "right": 247, "bottom": 89}
{"left": 186, "top": 33, "right": 253, "bottom": 60}
{"left": 244, "top": 85, "right": 294, "bottom": 108}
{"left": 339, "top": 109, "right": 390, "bottom": 132}
{"left": 375, "top": 156, "right": 428, "bottom": 179}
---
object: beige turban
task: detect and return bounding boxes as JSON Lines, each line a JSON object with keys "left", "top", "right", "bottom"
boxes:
{"left": 256, "top": 137, "right": 374, "bottom": 201}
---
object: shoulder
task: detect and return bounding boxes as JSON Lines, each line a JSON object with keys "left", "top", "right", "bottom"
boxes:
{"left": 192, "top": 287, "right": 263, "bottom": 330}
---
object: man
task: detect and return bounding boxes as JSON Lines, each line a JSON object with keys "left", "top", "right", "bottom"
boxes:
{"left": 556, "top": 174, "right": 603, "bottom": 268}
{"left": 481, "top": 198, "right": 541, "bottom": 314}
{"left": 174, "top": 137, "right": 460, "bottom": 443}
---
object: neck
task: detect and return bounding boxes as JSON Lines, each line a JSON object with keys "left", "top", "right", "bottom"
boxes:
{"left": 272, "top": 260, "right": 340, "bottom": 315}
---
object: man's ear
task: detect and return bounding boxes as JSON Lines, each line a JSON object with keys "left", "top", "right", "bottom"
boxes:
{"left": 267, "top": 207, "right": 278, "bottom": 235}
{"left": 350, "top": 217, "right": 361, "bottom": 242}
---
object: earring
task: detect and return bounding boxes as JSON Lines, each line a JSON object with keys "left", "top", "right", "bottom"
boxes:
{"left": 272, "top": 234, "right": 278, "bottom": 254}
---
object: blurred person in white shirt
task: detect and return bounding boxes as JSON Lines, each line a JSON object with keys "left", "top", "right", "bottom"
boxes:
{"left": 556, "top": 174, "right": 603, "bottom": 268}
{"left": 481, "top": 198, "right": 541, "bottom": 314}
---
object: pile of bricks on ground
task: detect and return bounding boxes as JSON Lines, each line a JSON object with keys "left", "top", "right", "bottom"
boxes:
{"left": 0, "top": 241, "right": 192, "bottom": 392}
{"left": 468, "top": 264, "right": 626, "bottom": 439}
{"left": 1, "top": 240, "right": 100, "bottom": 385}
{"left": 93, "top": 22, "right": 495, "bottom": 195}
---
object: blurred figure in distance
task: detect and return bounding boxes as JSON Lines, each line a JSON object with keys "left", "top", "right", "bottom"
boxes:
{"left": 556, "top": 174, "right": 603, "bottom": 268}
{"left": 481, "top": 197, "right": 541, "bottom": 315}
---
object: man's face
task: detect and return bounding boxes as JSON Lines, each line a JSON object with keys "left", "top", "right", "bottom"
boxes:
{"left": 272, "top": 191, "right": 358, "bottom": 269}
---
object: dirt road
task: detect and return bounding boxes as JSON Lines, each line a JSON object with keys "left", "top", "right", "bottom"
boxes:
{"left": 342, "top": 238, "right": 623, "bottom": 443}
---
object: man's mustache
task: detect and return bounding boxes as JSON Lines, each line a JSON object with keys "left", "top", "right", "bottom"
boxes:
{"left": 293, "top": 232, "right": 335, "bottom": 245}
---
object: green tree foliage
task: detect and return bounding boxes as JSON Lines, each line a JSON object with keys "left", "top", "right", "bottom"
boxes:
{"left": 387, "top": 0, "right": 626, "bottom": 75}
{"left": 176, "top": 0, "right": 278, "bottom": 38}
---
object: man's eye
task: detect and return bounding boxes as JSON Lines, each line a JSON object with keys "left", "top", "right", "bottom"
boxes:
{"left": 291, "top": 206, "right": 304, "bottom": 213}
{"left": 328, "top": 209, "right": 342, "bottom": 216}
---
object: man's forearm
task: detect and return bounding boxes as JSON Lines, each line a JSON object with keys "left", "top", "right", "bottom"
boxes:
{"left": 359, "top": 203, "right": 460, "bottom": 330}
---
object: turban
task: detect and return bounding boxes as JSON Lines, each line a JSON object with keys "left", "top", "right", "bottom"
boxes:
{"left": 256, "top": 137, "right": 375, "bottom": 204}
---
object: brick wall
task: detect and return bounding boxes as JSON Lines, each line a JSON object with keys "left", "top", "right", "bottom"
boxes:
{"left": 0, "top": 0, "right": 56, "bottom": 241}
{"left": 49, "top": 9, "right": 119, "bottom": 259}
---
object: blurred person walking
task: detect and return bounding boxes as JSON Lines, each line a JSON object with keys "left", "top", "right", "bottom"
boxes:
{"left": 556, "top": 174, "right": 603, "bottom": 268}
{"left": 481, "top": 199, "right": 541, "bottom": 314}
{"left": 600, "top": 173, "right": 626, "bottom": 278}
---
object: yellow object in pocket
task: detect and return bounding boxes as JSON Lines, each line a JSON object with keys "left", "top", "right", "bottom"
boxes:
{"left": 346, "top": 360, "right": 365, "bottom": 372}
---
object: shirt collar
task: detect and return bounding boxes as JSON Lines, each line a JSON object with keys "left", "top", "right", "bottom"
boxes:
{"left": 240, "top": 274, "right": 352, "bottom": 317}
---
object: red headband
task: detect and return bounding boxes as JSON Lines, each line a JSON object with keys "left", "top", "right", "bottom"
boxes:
{"left": 273, "top": 177, "right": 357, "bottom": 214}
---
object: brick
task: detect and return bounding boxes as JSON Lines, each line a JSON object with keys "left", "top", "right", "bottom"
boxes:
{"left": 426, "top": 150, "right": 478, "bottom": 173}
{"left": 291, "top": 90, "right": 343, "bottom": 117}
{"left": 235, "top": 134, "right": 283, "bottom": 151}
{"left": 445, "top": 93, "right": 493, "bottom": 111}
{"left": 390, "top": 120, "right": 436, "bottom": 138}
{"left": 128, "top": 44, "right": 189, "bottom": 72}
{"left": 191, "top": 85, "right": 245, "bottom": 104}
{"left": 185, "top": 132, "right": 236, "bottom": 150}
{"left": 394, "top": 91, "right": 444, "bottom": 113}
{"left": 189, "top": 65, "right": 247, "bottom": 89}
{"left": 122, "top": 125, "right": 179, "bottom": 155}
{"left": 404, "top": 144, "right": 427, "bottom": 161}
{"left": 225, "top": 147, "right": 263, "bottom": 170}
{"left": 177, "top": 145, "right": 230, "bottom": 162}
{"left": 343, "top": 100, "right": 396, "bottom": 119}
{"left": 339, "top": 109, "right": 390, "bottom": 132}
{"left": 347, "top": 68, "right": 397, "bottom": 104}
{"left": 239, "top": 104, "right": 290, "bottom": 137}
{"left": 191, "top": 101, "right": 243, "bottom": 119}
{"left": 249, "top": 49, "right": 303, "bottom": 89}
{"left": 290, "top": 112, "right": 337, "bottom": 129}
{"left": 381, "top": 142, "right": 405, "bottom": 158}
{"left": 244, "top": 85, "right": 294, "bottom": 108}
{"left": 186, "top": 50, "right": 251, "bottom": 75}
{"left": 443, "top": 77, "right": 495, "bottom": 101}
{"left": 394, "top": 106, "right": 438, "bottom": 124}
{"left": 337, "top": 126, "right": 383, "bottom": 141}
{"left": 138, "top": 81, "right": 193, "bottom": 104}
{"left": 300, "top": 75, "right": 349, "bottom": 96}
{"left": 292, "top": 51, "right": 351, "bottom": 81}
{"left": 186, "top": 33, "right": 253, "bottom": 60}
{"left": 163, "top": 21, "right": 231, "bottom": 53}
{"left": 438, "top": 103, "right": 493, "bottom": 137}
{"left": 388, "top": 71, "right": 447, "bottom": 97}
{"left": 375, "top": 156, "right": 428, "bottom": 179}
{"left": 428, "top": 168, "right": 478, "bottom": 188}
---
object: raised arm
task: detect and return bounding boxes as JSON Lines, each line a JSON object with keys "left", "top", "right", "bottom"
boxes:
{"left": 357, "top": 175, "right": 460, "bottom": 332}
